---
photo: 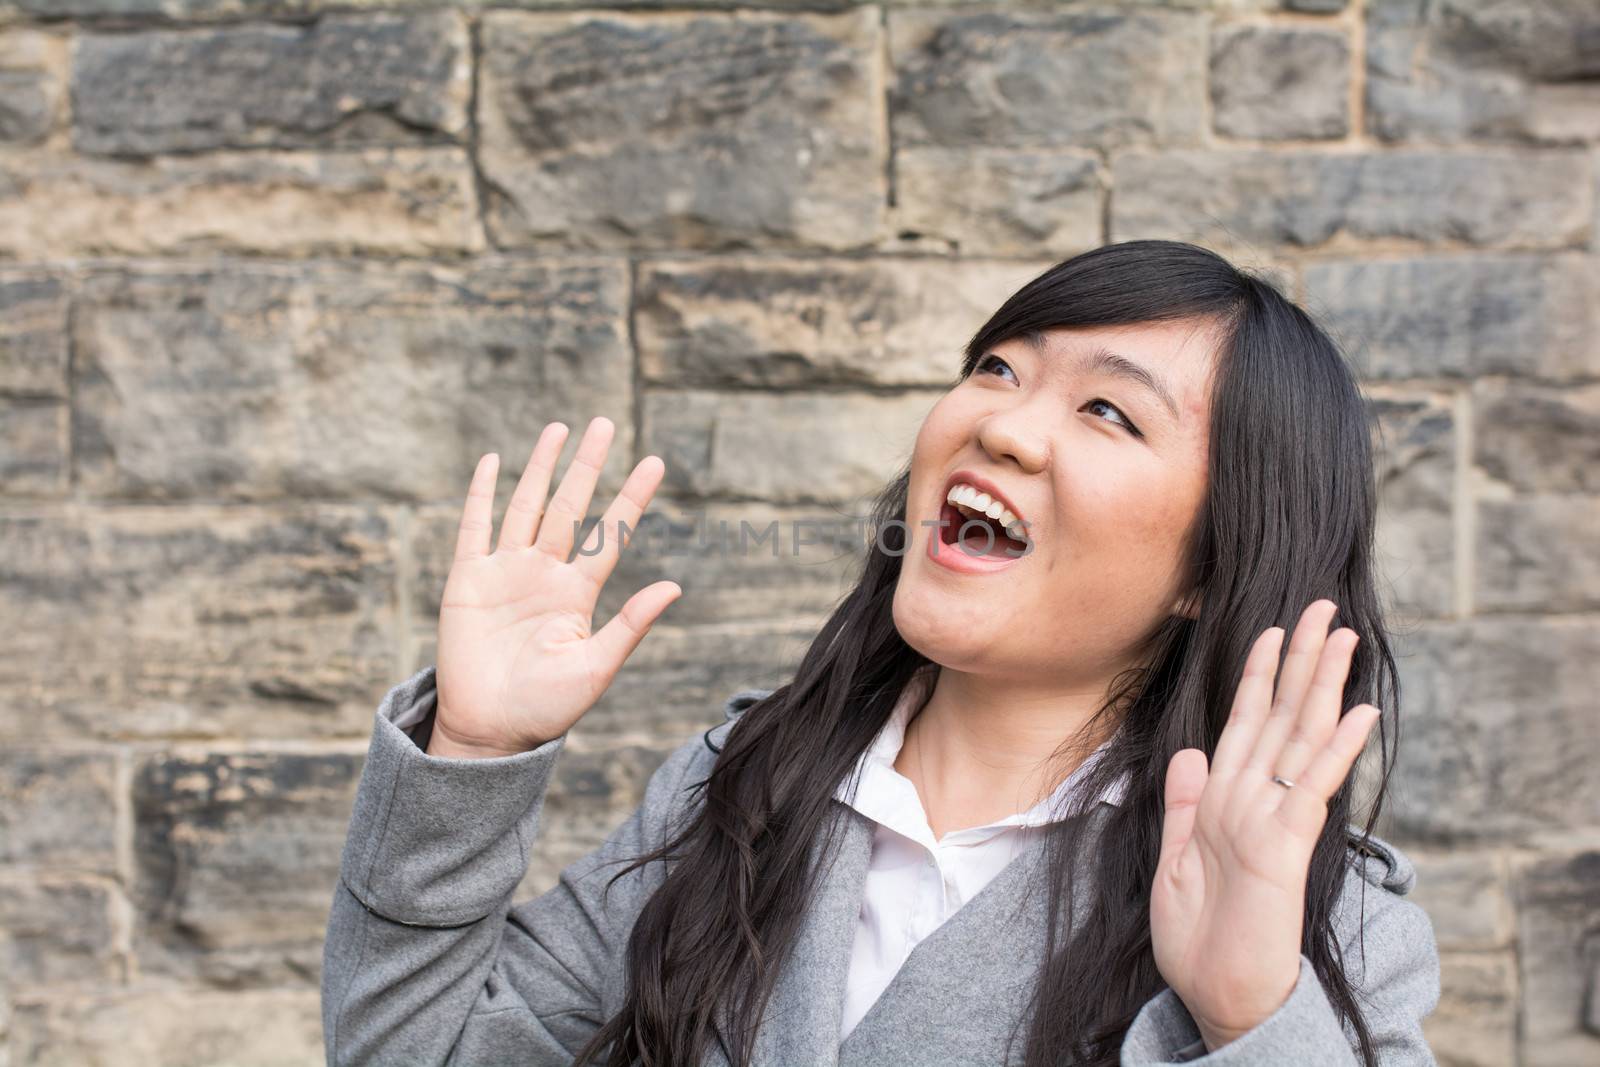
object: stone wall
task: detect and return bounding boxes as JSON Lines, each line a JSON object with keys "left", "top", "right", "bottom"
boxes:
{"left": 0, "top": 1, "right": 1595, "bottom": 1064}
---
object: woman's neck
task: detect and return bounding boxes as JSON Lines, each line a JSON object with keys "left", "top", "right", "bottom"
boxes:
{"left": 893, "top": 667, "right": 1116, "bottom": 841}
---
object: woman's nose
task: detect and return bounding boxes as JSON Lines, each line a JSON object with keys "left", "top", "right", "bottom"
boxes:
{"left": 976, "top": 410, "right": 1048, "bottom": 474}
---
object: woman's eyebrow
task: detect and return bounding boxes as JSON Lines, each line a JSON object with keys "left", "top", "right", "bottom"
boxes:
{"left": 1022, "top": 334, "right": 1181, "bottom": 423}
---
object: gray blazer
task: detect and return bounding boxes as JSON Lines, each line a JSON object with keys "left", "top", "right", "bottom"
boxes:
{"left": 322, "top": 664, "right": 1441, "bottom": 1065}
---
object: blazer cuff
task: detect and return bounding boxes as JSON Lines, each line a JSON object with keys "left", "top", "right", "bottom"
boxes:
{"left": 337, "top": 663, "right": 566, "bottom": 927}
{"left": 1122, "top": 956, "right": 1351, "bottom": 1066}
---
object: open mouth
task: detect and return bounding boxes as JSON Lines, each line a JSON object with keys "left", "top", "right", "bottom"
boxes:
{"left": 934, "top": 495, "right": 1030, "bottom": 559}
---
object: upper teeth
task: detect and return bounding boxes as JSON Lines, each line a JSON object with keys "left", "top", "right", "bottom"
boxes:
{"left": 945, "top": 483, "right": 1029, "bottom": 541}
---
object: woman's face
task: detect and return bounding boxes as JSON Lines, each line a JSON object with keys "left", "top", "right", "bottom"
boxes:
{"left": 892, "top": 320, "right": 1219, "bottom": 688}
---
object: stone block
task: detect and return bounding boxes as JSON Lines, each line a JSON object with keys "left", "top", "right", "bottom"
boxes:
{"left": 477, "top": 10, "right": 885, "bottom": 252}
{"left": 1367, "top": 390, "right": 1455, "bottom": 618}
{"left": 889, "top": 9, "right": 1206, "bottom": 151}
{"left": 0, "top": 148, "right": 484, "bottom": 258}
{"left": 1302, "top": 255, "right": 1596, "bottom": 381}
{"left": 641, "top": 389, "right": 936, "bottom": 503}
{"left": 70, "top": 261, "right": 632, "bottom": 501}
{"left": 0, "top": 272, "right": 68, "bottom": 397}
{"left": 0, "top": 28, "right": 65, "bottom": 146}
{"left": 0, "top": 749, "right": 118, "bottom": 872}
{"left": 130, "top": 748, "right": 363, "bottom": 986}
{"left": 1113, "top": 150, "right": 1590, "bottom": 250}
{"left": 0, "top": 874, "right": 120, "bottom": 986}
{"left": 0, "top": 508, "right": 399, "bottom": 741}
{"left": 1368, "top": 0, "right": 1600, "bottom": 145}
{"left": 1407, "top": 849, "right": 1513, "bottom": 950}
{"left": 1386, "top": 618, "right": 1600, "bottom": 842}
{"left": 635, "top": 257, "right": 1044, "bottom": 387}
{"left": 1474, "top": 380, "right": 1600, "bottom": 494}
{"left": 71, "top": 12, "right": 469, "bottom": 156}
{"left": 1427, "top": 952, "right": 1518, "bottom": 1067}
{"left": 1513, "top": 850, "right": 1600, "bottom": 1065}
{"left": 10, "top": 989, "right": 322, "bottom": 1067}
{"left": 1477, "top": 497, "right": 1600, "bottom": 613}
{"left": 1210, "top": 25, "right": 1350, "bottom": 140}
{"left": 888, "top": 148, "right": 1103, "bottom": 255}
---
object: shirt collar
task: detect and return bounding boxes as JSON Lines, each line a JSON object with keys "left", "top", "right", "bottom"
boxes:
{"left": 832, "top": 664, "right": 1131, "bottom": 845}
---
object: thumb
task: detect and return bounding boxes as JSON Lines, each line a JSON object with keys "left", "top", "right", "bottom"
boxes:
{"left": 1158, "top": 748, "right": 1209, "bottom": 876}
{"left": 590, "top": 580, "right": 682, "bottom": 675}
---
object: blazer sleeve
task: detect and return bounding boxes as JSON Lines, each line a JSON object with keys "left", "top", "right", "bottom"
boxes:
{"left": 321, "top": 663, "right": 713, "bottom": 1067}
{"left": 1119, "top": 836, "right": 1442, "bottom": 1066}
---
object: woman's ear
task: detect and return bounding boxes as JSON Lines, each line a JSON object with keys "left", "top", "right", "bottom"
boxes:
{"left": 1173, "top": 589, "right": 1202, "bottom": 621}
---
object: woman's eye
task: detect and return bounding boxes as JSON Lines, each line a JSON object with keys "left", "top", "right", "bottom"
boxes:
{"left": 1085, "top": 398, "right": 1142, "bottom": 437}
{"left": 975, "top": 356, "right": 1141, "bottom": 438}
{"left": 977, "top": 354, "right": 1016, "bottom": 380}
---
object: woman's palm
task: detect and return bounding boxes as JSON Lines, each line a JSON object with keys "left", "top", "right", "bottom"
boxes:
{"left": 430, "top": 417, "right": 681, "bottom": 758}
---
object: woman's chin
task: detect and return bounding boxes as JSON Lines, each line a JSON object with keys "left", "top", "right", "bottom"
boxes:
{"left": 891, "top": 583, "right": 998, "bottom": 665}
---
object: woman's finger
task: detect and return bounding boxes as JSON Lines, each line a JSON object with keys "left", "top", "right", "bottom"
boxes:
{"left": 533, "top": 416, "right": 615, "bottom": 563}
{"left": 1275, "top": 704, "right": 1381, "bottom": 838}
{"left": 1264, "top": 629, "right": 1359, "bottom": 786}
{"left": 1241, "top": 600, "right": 1340, "bottom": 782}
{"left": 589, "top": 579, "right": 683, "bottom": 677}
{"left": 1157, "top": 748, "right": 1209, "bottom": 877}
{"left": 1206, "top": 626, "right": 1285, "bottom": 790}
{"left": 453, "top": 452, "right": 500, "bottom": 563}
{"left": 496, "top": 422, "right": 570, "bottom": 553}
{"left": 572, "top": 455, "right": 667, "bottom": 592}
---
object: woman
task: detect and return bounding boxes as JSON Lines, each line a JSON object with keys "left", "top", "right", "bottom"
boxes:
{"left": 322, "top": 240, "right": 1440, "bottom": 1066}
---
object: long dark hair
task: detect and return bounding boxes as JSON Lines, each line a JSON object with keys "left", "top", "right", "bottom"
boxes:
{"left": 573, "top": 239, "right": 1401, "bottom": 1067}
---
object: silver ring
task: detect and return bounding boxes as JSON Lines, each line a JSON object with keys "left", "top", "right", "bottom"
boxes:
{"left": 1271, "top": 775, "right": 1296, "bottom": 790}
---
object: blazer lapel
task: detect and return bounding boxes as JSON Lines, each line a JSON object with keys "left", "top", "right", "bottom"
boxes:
{"left": 838, "top": 803, "right": 1114, "bottom": 1066}
{"left": 750, "top": 801, "right": 876, "bottom": 1066}
{"left": 700, "top": 799, "right": 1115, "bottom": 1066}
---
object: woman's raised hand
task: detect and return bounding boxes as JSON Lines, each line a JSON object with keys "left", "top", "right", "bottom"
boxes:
{"left": 428, "top": 417, "right": 682, "bottom": 759}
{"left": 1149, "top": 599, "right": 1382, "bottom": 1052}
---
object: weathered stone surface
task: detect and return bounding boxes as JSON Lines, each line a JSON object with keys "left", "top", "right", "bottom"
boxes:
{"left": 1113, "top": 149, "right": 1591, "bottom": 250}
{"left": 0, "top": 875, "right": 121, "bottom": 986}
{"left": 0, "top": 0, "right": 1329, "bottom": 15}
{"left": 887, "top": 148, "right": 1103, "bottom": 255}
{"left": 1385, "top": 618, "right": 1600, "bottom": 842}
{"left": 1367, "top": 390, "right": 1455, "bottom": 619}
{"left": 0, "top": 273, "right": 67, "bottom": 396}
{"left": 1474, "top": 380, "right": 1600, "bottom": 494}
{"left": 635, "top": 258, "right": 1044, "bottom": 387}
{"left": 1368, "top": 0, "right": 1600, "bottom": 145}
{"left": 10, "top": 988, "right": 323, "bottom": 1066}
{"left": 1302, "top": 255, "right": 1597, "bottom": 381}
{"left": 0, "top": 148, "right": 484, "bottom": 258}
{"left": 596, "top": 500, "right": 870, "bottom": 626}
{"left": 0, "top": 508, "right": 398, "bottom": 741}
{"left": 890, "top": 10, "right": 1206, "bottom": 150}
{"left": 642, "top": 389, "right": 936, "bottom": 503}
{"left": 0, "top": 750, "right": 118, "bottom": 872}
{"left": 0, "top": 400, "right": 65, "bottom": 495}
{"left": 131, "top": 748, "right": 362, "bottom": 985}
{"left": 0, "top": 29, "right": 65, "bottom": 146}
{"left": 1513, "top": 851, "right": 1600, "bottom": 1065}
{"left": 477, "top": 10, "right": 885, "bottom": 252}
{"left": 71, "top": 261, "right": 633, "bottom": 501}
{"left": 410, "top": 499, "right": 866, "bottom": 635}
{"left": 1407, "top": 849, "right": 1513, "bottom": 950}
{"left": 1426, "top": 952, "right": 1519, "bottom": 1067}
{"left": 1209, "top": 25, "right": 1349, "bottom": 140}
{"left": 1477, "top": 497, "right": 1600, "bottom": 613}
{"left": 71, "top": 13, "right": 470, "bottom": 156}
{"left": 410, "top": 615, "right": 815, "bottom": 743}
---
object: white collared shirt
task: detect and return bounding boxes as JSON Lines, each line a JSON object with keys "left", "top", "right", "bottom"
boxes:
{"left": 831, "top": 665, "right": 1130, "bottom": 1040}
